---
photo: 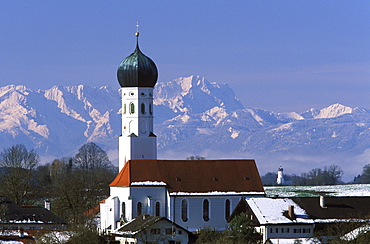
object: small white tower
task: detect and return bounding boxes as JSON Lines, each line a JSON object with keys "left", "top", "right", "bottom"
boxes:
{"left": 117, "top": 30, "right": 158, "bottom": 171}
{"left": 277, "top": 166, "right": 284, "bottom": 185}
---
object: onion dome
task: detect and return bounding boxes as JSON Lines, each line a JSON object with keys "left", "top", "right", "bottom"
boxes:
{"left": 117, "top": 32, "right": 158, "bottom": 87}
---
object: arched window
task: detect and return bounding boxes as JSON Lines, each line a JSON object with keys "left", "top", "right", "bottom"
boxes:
{"left": 181, "top": 199, "right": 188, "bottom": 222}
{"left": 149, "top": 103, "right": 153, "bottom": 115}
{"left": 155, "top": 202, "right": 160, "bottom": 216}
{"left": 137, "top": 202, "right": 142, "bottom": 216}
{"left": 225, "top": 199, "right": 231, "bottom": 220}
{"left": 141, "top": 103, "right": 146, "bottom": 114}
{"left": 203, "top": 199, "right": 210, "bottom": 222}
{"left": 123, "top": 103, "right": 126, "bottom": 114}
{"left": 121, "top": 202, "right": 126, "bottom": 220}
{"left": 130, "top": 103, "right": 135, "bottom": 114}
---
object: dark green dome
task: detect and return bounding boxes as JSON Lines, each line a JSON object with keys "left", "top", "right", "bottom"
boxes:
{"left": 117, "top": 38, "right": 158, "bottom": 88}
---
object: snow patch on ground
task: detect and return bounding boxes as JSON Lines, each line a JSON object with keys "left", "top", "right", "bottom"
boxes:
{"left": 265, "top": 184, "right": 370, "bottom": 197}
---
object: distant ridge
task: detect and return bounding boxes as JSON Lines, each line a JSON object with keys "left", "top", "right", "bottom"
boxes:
{"left": 0, "top": 76, "right": 369, "bottom": 179}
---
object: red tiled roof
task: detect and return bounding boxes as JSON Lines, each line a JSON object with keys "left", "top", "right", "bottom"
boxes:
{"left": 110, "top": 159, "right": 264, "bottom": 193}
{"left": 84, "top": 204, "right": 100, "bottom": 217}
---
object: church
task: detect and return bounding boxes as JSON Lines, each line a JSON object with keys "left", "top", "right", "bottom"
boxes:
{"left": 99, "top": 30, "right": 265, "bottom": 235}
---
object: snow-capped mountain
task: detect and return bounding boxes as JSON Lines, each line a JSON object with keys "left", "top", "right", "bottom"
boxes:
{"left": 1, "top": 76, "right": 370, "bottom": 179}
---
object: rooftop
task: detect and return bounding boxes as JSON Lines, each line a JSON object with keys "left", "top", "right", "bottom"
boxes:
{"left": 110, "top": 159, "right": 265, "bottom": 194}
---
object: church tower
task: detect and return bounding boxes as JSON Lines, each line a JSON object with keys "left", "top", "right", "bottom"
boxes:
{"left": 276, "top": 166, "right": 284, "bottom": 185}
{"left": 117, "top": 30, "right": 158, "bottom": 171}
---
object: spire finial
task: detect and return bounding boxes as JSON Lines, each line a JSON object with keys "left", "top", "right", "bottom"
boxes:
{"left": 135, "top": 21, "right": 140, "bottom": 37}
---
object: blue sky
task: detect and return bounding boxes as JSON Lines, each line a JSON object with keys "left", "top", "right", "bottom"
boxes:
{"left": 0, "top": 1, "right": 369, "bottom": 112}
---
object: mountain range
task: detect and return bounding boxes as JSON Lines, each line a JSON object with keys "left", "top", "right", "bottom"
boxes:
{"left": 1, "top": 75, "right": 369, "bottom": 180}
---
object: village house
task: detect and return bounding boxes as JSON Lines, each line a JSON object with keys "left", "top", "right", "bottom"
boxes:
{"left": 230, "top": 197, "right": 315, "bottom": 243}
{"left": 230, "top": 196, "right": 370, "bottom": 243}
{"left": 0, "top": 196, "right": 67, "bottom": 231}
{"left": 291, "top": 196, "right": 370, "bottom": 242}
{"left": 112, "top": 214, "right": 192, "bottom": 244}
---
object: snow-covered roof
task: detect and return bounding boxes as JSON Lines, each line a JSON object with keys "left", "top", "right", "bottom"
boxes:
{"left": 246, "top": 197, "right": 314, "bottom": 225}
{"left": 112, "top": 215, "right": 191, "bottom": 237}
{"left": 131, "top": 181, "right": 166, "bottom": 186}
{"left": 268, "top": 238, "right": 321, "bottom": 244}
{"left": 341, "top": 224, "right": 370, "bottom": 241}
{"left": 170, "top": 191, "right": 264, "bottom": 196}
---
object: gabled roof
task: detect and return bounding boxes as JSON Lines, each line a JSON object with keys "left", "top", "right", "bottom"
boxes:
{"left": 113, "top": 215, "right": 191, "bottom": 236}
{"left": 245, "top": 197, "right": 314, "bottom": 225}
{"left": 110, "top": 159, "right": 264, "bottom": 194}
{"left": 291, "top": 197, "right": 370, "bottom": 220}
{"left": 0, "top": 196, "right": 67, "bottom": 225}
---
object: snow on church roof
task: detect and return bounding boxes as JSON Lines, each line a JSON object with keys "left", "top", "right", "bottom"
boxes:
{"left": 131, "top": 181, "right": 167, "bottom": 186}
{"left": 246, "top": 197, "right": 314, "bottom": 225}
{"left": 110, "top": 159, "right": 265, "bottom": 194}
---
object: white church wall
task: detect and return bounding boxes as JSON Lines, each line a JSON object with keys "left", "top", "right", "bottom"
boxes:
{"left": 100, "top": 196, "right": 120, "bottom": 233}
{"left": 110, "top": 185, "right": 168, "bottom": 224}
{"left": 110, "top": 187, "right": 132, "bottom": 222}
{"left": 170, "top": 195, "right": 242, "bottom": 232}
{"left": 129, "top": 186, "right": 168, "bottom": 218}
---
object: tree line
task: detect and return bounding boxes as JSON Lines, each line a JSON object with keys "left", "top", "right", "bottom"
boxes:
{"left": 262, "top": 163, "right": 370, "bottom": 186}
{"left": 0, "top": 143, "right": 117, "bottom": 225}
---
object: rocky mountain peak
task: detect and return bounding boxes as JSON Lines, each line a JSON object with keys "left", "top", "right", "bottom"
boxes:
{"left": 315, "top": 103, "right": 353, "bottom": 119}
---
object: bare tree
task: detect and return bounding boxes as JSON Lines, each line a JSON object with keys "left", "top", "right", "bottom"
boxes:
{"left": 52, "top": 143, "right": 117, "bottom": 224}
{"left": 74, "top": 142, "right": 111, "bottom": 172}
{"left": 0, "top": 144, "right": 39, "bottom": 204}
{"left": 186, "top": 155, "right": 206, "bottom": 160}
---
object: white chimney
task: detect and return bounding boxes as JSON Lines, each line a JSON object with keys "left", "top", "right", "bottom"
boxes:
{"left": 320, "top": 196, "right": 327, "bottom": 208}
{"left": 45, "top": 200, "right": 51, "bottom": 211}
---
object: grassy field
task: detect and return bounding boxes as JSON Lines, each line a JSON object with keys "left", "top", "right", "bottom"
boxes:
{"left": 264, "top": 184, "right": 370, "bottom": 197}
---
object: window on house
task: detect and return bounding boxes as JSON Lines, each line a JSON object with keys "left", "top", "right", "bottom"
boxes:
{"left": 178, "top": 230, "right": 182, "bottom": 235}
{"left": 275, "top": 228, "right": 278, "bottom": 233}
{"left": 150, "top": 228, "right": 161, "bottom": 235}
{"left": 203, "top": 199, "right": 210, "bottom": 222}
{"left": 225, "top": 199, "right": 230, "bottom": 220}
{"left": 165, "top": 228, "right": 173, "bottom": 235}
{"left": 303, "top": 228, "right": 311, "bottom": 233}
{"left": 181, "top": 199, "right": 188, "bottom": 222}
{"left": 155, "top": 201, "right": 160, "bottom": 216}
{"left": 130, "top": 103, "right": 135, "bottom": 114}
{"left": 294, "top": 228, "right": 302, "bottom": 233}
{"left": 281, "top": 228, "right": 289, "bottom": 233}
{"left": 137, "top": 202, "right": 142, "bottom": 216}
{"left": 141, "top": 103, "right": 146, "bottom": 114}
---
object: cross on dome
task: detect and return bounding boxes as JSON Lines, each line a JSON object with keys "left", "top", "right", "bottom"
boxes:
{"left": 117, "top": 23, "right": 158, "bottom": 88}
